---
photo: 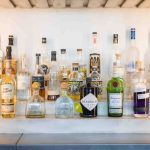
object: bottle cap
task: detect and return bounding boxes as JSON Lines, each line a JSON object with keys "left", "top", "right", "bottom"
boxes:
{"left": 6, "top": 46, "right": 12, "bottom": 59}
{"left": 36, "top": 53, "right": 41, "bottom": 57}
{"left": 42, "top": 37, "right": 47, "bottom": 44}
{"left": 113, "top": 34, "right": 118, "bottom": 44}
{"left": 77, "top": 49, "right": 82, "bottom": 52}
{"left": 32, "top": 82, "right": 40, "bottom": 89}
{"left": 61, "top": 49, "right": 66, "bottom": 54}
{"left": 8, "top": 35, "right": 14, "bottom": 46}
{"left": 92, "top": 32, "right": 97, "bottom": 34}
{"left": 51, "top": 51, "right": 56, "bottom": 61}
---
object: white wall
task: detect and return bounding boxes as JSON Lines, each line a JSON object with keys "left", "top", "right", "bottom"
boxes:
{"left": 0, "top": 8, "right": 150, "bottom": 82}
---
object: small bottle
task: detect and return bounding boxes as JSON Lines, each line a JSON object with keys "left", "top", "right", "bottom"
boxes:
{"left": 32, "top": 53, "right": 45, "bottom": 99}
{"left": 26, "top": 82, "right": 45, "bottom": 118}
{"left": 133, "top": 69, "right": 149, "bottom": 118}
{"left": 80, "top": 77, "right": 99, "bottom": 118}
{"left": 107, "top": 68, "right": 124, "bottom": 117}
{"left": 17, "top": 54, "right": 31, "bottom": 101}
{"left": 47, "top": 72, "right": 60, "bottom": 101}
{"left": 55, "top": 89, "right": 74, "bottom": 118}
{"left": 1, "top": 59, "right": 16, "bottom": 118}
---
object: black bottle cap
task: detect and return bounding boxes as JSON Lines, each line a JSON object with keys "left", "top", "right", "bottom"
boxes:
{"left": 8, "top": 35, "right": 14, "bottom": 46}
{"left": 42, "top": 37, "right": 47, "bottom": 44}
{"left": 113, "top": 34, "right": 118, "bottom": 44}
{"left": 36, "top": 53, "right": 41, "bottom": 57}
{"left": 92, "top": 32, "right": 97, "bottom": 34}
{"left": 6, "top": 46, "right": 12, "bottom": 59}
{"left": 51, "top": 51, "right": 56, "bottom": 61}
{"left": 86, "top": 77, "right": 92, "bottom": 83}
{"left": 61, "top": 49, "right": 66, "bottom": 54}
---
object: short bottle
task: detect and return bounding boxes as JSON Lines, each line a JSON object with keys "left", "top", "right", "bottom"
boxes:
{"left": 80, "top": 77, "right": 99, "bottom": 118}
{"left": 17, "top": 54, "right": 31, "bottom": 101}
{"left": 1, "top": 59, "right": 16, "bottom": 118}
{"left": 107, "top": 68, "right": 124, "bottom": 117}
{"left": 55, "top": 89, "right": 74, "bottom": 118}
{"left": 26, "top": 82, "right": 45, "bottom": 118}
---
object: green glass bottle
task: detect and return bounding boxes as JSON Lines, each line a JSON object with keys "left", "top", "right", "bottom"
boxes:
{"left": 107, "top": 68, "right": 124, "bottom": 117}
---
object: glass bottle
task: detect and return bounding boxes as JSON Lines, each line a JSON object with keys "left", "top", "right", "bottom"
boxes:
{"left": 47, "top": 72, "right": 60, "bottom": 101}
{"left": 80, "top": 77, "right": 99, "bottom": 118}
{"left": 89, "top": 32, "right": 100, "bottom": 74}
{"left": 1, "top": 59, "right": 16, "bottom": 118}
{"left": 32, "top": 53, "right": 45, "bottom": 99}
{"left": 0, "top": 37, "right": 4, "bottom": 84}
{"left": 26, "top": 82, "right": 45, "bottom": 118}
{"left": 107, "top": 68, "right": 124, "bottom": 117}
{"left": 133, "top": 69, "right": 149, "bottom": 118}
{"left": 55, "top": 89, "right": 74, "bottom": 118}
{"left": 17, "top": 54, "right": 31, "bottom": 101}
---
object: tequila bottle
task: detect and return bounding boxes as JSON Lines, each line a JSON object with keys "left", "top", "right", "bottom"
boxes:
{"left": 17, "top": 54, "right": 31, "bottom": 101}
{"left": 107, "top": 68, "right": 124, "bottom": 117}
{"left": 1, "top": 59, "right": 16, "bottom": 118}
{"left": 26, "top": 82, "right": 45, "bottom": 118}
{"left": 55, "top": 90, "right": 74, "bottom": 118}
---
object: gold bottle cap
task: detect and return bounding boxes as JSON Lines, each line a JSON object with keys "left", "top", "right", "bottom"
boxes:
{"left": 32, "top": 82, "right": 40, "bottom": 89}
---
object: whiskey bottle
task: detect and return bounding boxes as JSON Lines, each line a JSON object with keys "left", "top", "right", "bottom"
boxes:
{"left": 80, "top": 77, "right": 98, "bottom": 117}
{"left": 32, "top": 53, "right": 45, "bottom": 99}
{"left": 17, "top": 54, "right": 31, "bottom": 101}
{"left": 107, "top": 68, "right": 124, "bottom": 117}
{"left": 1, "top": 59, "right": 16, "bottom": 118}
{"left": 89, "top": 32, "right": 100, "bottom": 74}
{"left": 0, "top": 37, "right": 4, "bottom": 83}
{"left": 26, "top": 82, "right": 45, "bottom": 118}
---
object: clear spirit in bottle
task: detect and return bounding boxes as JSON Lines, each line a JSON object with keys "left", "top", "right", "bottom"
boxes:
{"left": 80, "top": 77, "right": 98, "bottom": 117}
{"left": 107, "top": 68, "right": 124, "bottom": 117}
{"left": 32, "top": 53, "right": 45, "bottom": 99}
{"left": 17, "top": 54, "right": 31, "bottom": 101}
{"left": 26, "top": 82, "right": 45, "bottom": 118}
{"left": 1, "top": 59, "right": 16, "bottom": 118}
{"left": 55, "top": 90, "right": 74, "bottom": 118}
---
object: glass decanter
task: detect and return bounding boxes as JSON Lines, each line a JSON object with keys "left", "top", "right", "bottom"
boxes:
{"left": 26, "top": 82, "right": 45, "bottom": 118}
{"left": 55, "top": 90, "right": 74, "bottom": 118}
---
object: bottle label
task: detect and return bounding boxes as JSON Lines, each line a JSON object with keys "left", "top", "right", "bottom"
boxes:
{"left": 32, "top": 76, "right": 45, "bottom": 89}
{"left": 17, "top": 75, "right": 30, "bottom": 90}
{"left": 138, "top": 93, "right": 149, "bottom": 100}
{"left": 134, "top": 84, "right": 146, "bottom": 93}
{"left": 81, "top": 93, "right": 98, "bottom": 111}
{"left": 109, "top": 93, "right": 122, "bottom": 108}
{"left": 28, "top": 103, "right": 41, "bottom": 112}
{"left": 1, "top": 104, "right": 14, "bottom": 113}
{"left": 1, "top": 84, "right": 14, "bottom": 100}
{"left": 127, "top": 61, "right": 136, "bottom": 73}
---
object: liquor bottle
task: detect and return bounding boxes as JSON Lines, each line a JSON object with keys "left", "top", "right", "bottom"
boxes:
{"left": 80, "top": 77, "right": 99, "bottom": 117}
{"left": 32, "top": 53, "right": 45, "bottom": 99}
{"left": 26, "top": 82, "right": 45, "bottom": 118}
{"left": 107, "top": 68, "right": 124, "bottom": 117}
{"left": 39, "top": 37, "right": 50, "bottom": 87}
{"left": 89, "top": 32, "right": 100, "bottom": 74}
{"left": 133, "top": 69, "right": 149, "bottom": 118}
{"left": 1, "top": 59, "right": 16, "bottom": 118}
{"left": 0, "top": 37, "right": 4, "bottom": 83}
{"left": 55, "top": 89, "right": 74, "bottom": 118}
{"left": 17, "top": 54, "right": 31, "bottom": 101}
{"left": 2, "top": 46, "right": 15, "bottom": 76}
{"left": 47, "top": 72, "right": 60, "bottom": 101}
{"left": 112, "top": 34, "right": 124, "bottom": 79}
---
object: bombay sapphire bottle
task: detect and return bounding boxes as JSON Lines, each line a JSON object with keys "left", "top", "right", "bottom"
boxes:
{"left": 55, "top": 89, "right": 74, "bottom": 118}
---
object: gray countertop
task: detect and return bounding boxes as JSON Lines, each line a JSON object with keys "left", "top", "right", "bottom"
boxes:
{"left": 1, "top": 133, "right": 150, "bottom": 150}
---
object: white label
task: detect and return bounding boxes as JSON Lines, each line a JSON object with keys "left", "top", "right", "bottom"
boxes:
{"left": 28, "top": 103, "right": 41, "bottom": 112}
{"left": 17, "top": 75, "right": 30, "bottom": 90}
{"left": 1, "top": 104, "right": 14, "bottom": 113}
{"left": 127, "top": 61, "right": 136, "bottom": 73}
{"left": 138, "top": 93, "right": 149, "bottom": 100}
{"left": 109, "top": 93, "right": 122, "bottom": 108}
{"left": 1, "top": 84, "right": 14, "bottom": 99}
{"left": 81, "top": 93, "right": 98, "bottom": 111}
{"left": 134, "top": 84, "right": 146, "bottom": 93}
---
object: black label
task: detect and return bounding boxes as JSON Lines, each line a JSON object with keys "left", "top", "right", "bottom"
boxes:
{"left": 32, "top": 76, "right": 45, "bottom": 89}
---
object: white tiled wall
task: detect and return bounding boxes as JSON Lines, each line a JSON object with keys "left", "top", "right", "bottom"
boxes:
{"left": 0, "top": 8, "right": 150, "bottom": 82}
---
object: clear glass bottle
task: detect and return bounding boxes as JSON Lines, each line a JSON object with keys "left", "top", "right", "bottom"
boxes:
{"left": 26, "top": 82, "right": 45, "bottom": 118}
{"left": 55, "top": 90, "right": 74, "bottom": 118}
{"left": 133, "top": 69, "right": 149, "bottom": 118}
{"left": 1, "top": 59, "right": 16, "bottom": 118}
{"left": 0, "top": 37, "right": 4, "bottom": 84}
{"left": 32, "top": 53, "right": 45, "bottom": 99}
{"left": 17, "top": 54, "right": 31, "bottom": 101}
{"left": 47, "top": 72, "right": 60, "bottom": 101}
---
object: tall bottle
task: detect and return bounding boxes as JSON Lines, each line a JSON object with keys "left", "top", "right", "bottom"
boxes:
{"left": 32, "top": 53, "right": 45, "bottom": 99}
{"left": 1, "top": 59, "right": 16, "bottom": 118}
{"left": 133, "top": 69, "right": 149, "bottom": 118}
{"left": 0, "top": 37, "right": 4, "bottom": 83}
{"left": 107, "top": 68, "right": 124, "bottom": 117}
{"left": 80, "top": 77, "right": 99, "bottom": 118}
{"left": 89, "top": 32, "right": 100, "bottom": 74}
{"left": 17, "top": 54, "right": 31, "bottom": 101}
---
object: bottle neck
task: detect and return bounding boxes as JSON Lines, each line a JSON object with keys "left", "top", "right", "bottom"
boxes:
{"left": 61, "top": 90, "right": 67, "bottom": 97}
{"left": 33, "top": 89, "right": 39, "bottom": 96}
{"left": 130, "top": 39, "right": 136, "bottom": 47}
{"left": 92, "top": 36, "right": 97, "bottom": 52}
{"left": 5, "top": 60, "right": 11, "bottom": 75}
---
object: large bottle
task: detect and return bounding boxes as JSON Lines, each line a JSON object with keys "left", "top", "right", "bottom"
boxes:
{"left": 32, "top": 53, "right": 45, "bottom": 99}
{"left": 0, "top": 37, "right": 4, "bottom": 83}
{"left": 107, "top": 68, "right": 124, "bottom": 117}
{"left": 80, "top": 77, "right": 99, "bottom": 118}
{"left": 17, "top": 54, "right": 31, "bottom": 101}
{"left": 1, "top": 59, "right": 16, "bottom": 118}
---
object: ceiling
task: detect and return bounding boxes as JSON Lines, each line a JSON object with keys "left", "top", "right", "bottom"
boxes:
{"left": 0, "top": 0, "right": 149, "bottom": 9}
